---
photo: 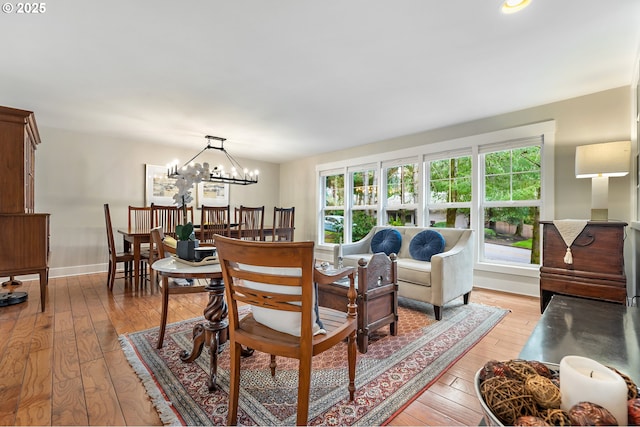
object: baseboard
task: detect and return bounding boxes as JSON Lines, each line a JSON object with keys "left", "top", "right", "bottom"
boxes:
{"left": 1, "top": 263, "right": 107, "bottom": 281}
{"left": 474, "top": 269, "right": 539, "bottom": 297}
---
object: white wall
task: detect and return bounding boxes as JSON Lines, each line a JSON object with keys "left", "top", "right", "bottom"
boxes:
{"left": 34, "top": 128, "right": 280, "bottom": 277}
{"left": 281, "top": 86, "right": 634, "bottom": 296}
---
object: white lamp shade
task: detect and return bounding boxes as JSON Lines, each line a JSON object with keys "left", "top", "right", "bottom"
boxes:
{"left": 575, "top": 141, "right": 631, "bottom": 178}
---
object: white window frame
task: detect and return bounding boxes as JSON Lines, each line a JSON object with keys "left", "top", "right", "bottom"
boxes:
{"left": 478, "top": 138, "right": 543, "bottom": 267}
{"left": 319, "top": 169, "right": 346, "bottom": 245}
{"left": 316, "top": 121, "right": 555, "bottom": 279}
{"left": 424, "top": 149, "right": 473, "bottom": 228}
{"left": 382, "top": 157, "right": 422, "bottom": 226}
{"left": 348, "top": 164, "right": 379, "bottom": 242}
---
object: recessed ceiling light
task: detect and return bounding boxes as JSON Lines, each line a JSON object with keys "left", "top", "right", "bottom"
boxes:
{"left": 501, "top": 0, "right": 531, "bottom": 14}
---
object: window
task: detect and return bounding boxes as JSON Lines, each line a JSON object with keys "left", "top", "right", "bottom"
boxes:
{"left": 384, "top": 161, "right": 419, "bottom": 226}
{"left": 427, "top": 154, "right": 472, "bottom": 228}
{"left": 316, "top": 121, "right": 555, "bottom": 279}
{"left": 481, "top": 142, "right": 542, "bottom": 265}
{"left": 351, "top": 168, "right": 378, "bottom": 241}
{"left": 321, "top": 172, "right": 344, "bottom": 244}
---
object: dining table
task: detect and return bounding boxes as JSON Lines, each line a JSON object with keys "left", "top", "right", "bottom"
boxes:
{"left": 118, "top": 223, "right": 277, "bottom": 289}
{"left": 117, "top": 226, "right": 150, "bottom": 290}
{"left": 151, "top": 255, "right": 239, "bottom": 391}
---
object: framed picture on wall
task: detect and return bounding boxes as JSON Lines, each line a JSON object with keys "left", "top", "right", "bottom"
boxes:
{"left": 196, "top": 181, "right": 229, "bottom": 206}
{"left": 145, "top": 164, "right": 178, "bottom": 206}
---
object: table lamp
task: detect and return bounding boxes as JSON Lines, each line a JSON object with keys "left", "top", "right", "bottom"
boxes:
{"left": 575, "top": 140, "right": 630, "bottom": 220}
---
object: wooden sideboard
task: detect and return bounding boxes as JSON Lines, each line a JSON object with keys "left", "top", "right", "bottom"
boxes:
{"left": 0, "top": 106, "right": 50, "bottom": 311}
{"left": 539, "top": 221, "right": 627, "bottom": 313}
{"left": 0, "top": 214, "right": 50, "bottom": 310}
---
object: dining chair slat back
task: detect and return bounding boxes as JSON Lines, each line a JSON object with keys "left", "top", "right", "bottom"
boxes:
{"left": 151, "top": 204, "right": 181, "bottom": 238}
{"left": 272, "top": 206, "right": 295, "bottom": 242}
{"left": 237, "top": 205, "right": 265, "bottom": 241}
{"left": 128, "top": 206, "right": 152, "bottom": 231}
{"left": 200, "top": 205, "right": 231, "bottom": 243}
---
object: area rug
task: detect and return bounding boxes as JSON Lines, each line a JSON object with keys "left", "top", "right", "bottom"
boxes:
{"left": 120, "top": 298, "right": 508, "bottom": 426}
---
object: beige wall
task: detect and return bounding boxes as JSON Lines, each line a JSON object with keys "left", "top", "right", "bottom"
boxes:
{"left": 34, "top": 128, "right": 280, "bottom": 276}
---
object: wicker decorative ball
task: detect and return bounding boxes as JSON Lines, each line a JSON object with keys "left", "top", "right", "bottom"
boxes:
{"left": 524, "top": 374, "right": 561, "bottom": 409}
{"left": 480, "top": 376, "right": 537, "bottom": 425}
{"left": 538, "top": 408, "right": 572, "bottom": 426}
{"left": 610, "top": 366, "right": 638, "bottom": 400}
{"left": 505, "top": 359, "right": 540, "bottom": 381}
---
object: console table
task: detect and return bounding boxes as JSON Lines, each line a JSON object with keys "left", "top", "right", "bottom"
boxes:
{"left": 519, "top": 294, "right": 639, "bottom": 384}
{"left": 539, "top": 220, "right": 627, "bottom": 312}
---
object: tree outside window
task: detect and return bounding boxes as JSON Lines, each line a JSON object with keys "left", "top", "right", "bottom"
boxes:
{"left": 351, "top": 169, "right": 377, "bottom": 241}
{"left": 322, "top": 173, "right": 344, "bottom": 244}
{"left": 428, "top": 156, "right": 471, "bottom": 228}
{"left": 483, "top": 146, "right": 541, "bottom": 265}
{"left": 385, "top": 163, "right": 418, "bottom": 226}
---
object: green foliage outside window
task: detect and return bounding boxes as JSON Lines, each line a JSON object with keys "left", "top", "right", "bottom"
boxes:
{"left": 485, "top": 147, "right": 540, "bottom": 202}
{"left": 352, "top": 210, "right": 377, "bottom": 241}
{"left": 325, "top": 174, "right": 344, "bottom": 206}
{"left": 429, "top": 156, "right": 472, "bottom": 203}
{"left": 386, "top": 164, "right": 418, "bottom": 205}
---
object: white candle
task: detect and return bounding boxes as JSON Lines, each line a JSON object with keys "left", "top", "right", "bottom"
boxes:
{"left": 559, "top": 355, "right": 628, "bottom": 426}
{"left": 338, "top": 238, "right": 343, "bottom": 258}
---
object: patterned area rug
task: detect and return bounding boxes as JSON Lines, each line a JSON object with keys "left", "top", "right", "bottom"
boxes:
{"left": 120, "top": 298, "right": 508, "bottom": 426}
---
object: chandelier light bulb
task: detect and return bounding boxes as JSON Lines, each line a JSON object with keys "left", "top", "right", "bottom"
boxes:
{"left": 501, "top": 0, "right": 531, "bottom": 14}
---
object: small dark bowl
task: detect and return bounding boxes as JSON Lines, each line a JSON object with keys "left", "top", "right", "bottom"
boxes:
{"left": 194, "top": 247, "right": 216, "bottom": 262}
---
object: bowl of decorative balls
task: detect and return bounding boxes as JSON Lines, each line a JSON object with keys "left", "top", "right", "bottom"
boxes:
{"left": 474, "top": 359, "right": 640, "bottom": 426}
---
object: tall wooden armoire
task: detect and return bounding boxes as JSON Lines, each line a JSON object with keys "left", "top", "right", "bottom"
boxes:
{"left": 0, "top": 106, "right": 50, "bottom": 311}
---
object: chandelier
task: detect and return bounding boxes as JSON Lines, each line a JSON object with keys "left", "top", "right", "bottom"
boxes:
{"left": 167, "top": 135, "right": 259, "bottom": 185}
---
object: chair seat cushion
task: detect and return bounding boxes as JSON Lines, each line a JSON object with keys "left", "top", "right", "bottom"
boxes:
{"left": 409, "top": 230, "right": 446, "bottom": 261}
{"left": 370, "top": 228, "right": 402, "bottom": 256}
{"left": 239, "top": 264, "right": 325, "bottom": 337}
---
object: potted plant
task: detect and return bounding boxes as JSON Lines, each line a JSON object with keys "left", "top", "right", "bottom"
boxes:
{"left": 175, "top": 222, "right": 199, "bottom": 261}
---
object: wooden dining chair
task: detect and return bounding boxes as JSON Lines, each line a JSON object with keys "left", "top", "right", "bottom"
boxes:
{"left": 237, "top": 205, "right": 265, "bottom": 241}
{"left": 128, "top": 205, "right": 152, "bottom": 281}
{"left": 215, "top": 236, "right": 357, "bottom": 426}
{"left": 272, "top": 206, "right": 295, "bottom": 241}
{"left": 200, "top": 205, "right": 231, "bottom": 244}
{"left": 149, "top": 227, "right": 208, "bottom": 349}
{"left": 103, "top": 204, "right": 134, "bottom": 291}
{"left": 151, "top": 204, "right": 181, "bottom": 238}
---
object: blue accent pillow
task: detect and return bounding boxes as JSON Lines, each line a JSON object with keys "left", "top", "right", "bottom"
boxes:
{"left": 409, "top": 230, "right": 446, "bottom": 261}
{"left": 371, "top": 228, "right": 402, "bottom": 256}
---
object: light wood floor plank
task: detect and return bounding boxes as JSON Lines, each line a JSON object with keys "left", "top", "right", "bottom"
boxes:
{"left": 15, "top": 347, "right": 52, "bottom": 426}
{"left": 52, "top": 376, "right": 89, "bottom": 426}
{"left": 81, "top": 358, "right": 126, "bottom": 426}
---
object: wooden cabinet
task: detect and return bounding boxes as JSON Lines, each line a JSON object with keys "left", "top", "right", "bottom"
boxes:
{"left": 539, "top": 221, "right": 627, "bottom": 313}
{"left": 0, "top": 106, "right": 49, "bottom": 311}
{"left": 0, "top": 106, "right": 40, "bottom": 213}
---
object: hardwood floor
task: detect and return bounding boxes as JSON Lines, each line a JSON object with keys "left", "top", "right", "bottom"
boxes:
{"left": 0, "top": 273, "right": 541, "bottom": 426}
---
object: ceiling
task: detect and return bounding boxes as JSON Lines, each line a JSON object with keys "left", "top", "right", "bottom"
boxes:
{"left": 1, "top": 1, "right": 639, "bottom": 163}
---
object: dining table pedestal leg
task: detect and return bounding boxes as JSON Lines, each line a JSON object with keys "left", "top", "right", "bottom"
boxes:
{"left": 180, "top": 278, "right": 229, "bottom": 391}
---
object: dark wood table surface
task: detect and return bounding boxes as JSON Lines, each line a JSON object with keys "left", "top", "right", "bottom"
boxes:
{"left": 519, "top": 294, "right": 640, "bottom": 384}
